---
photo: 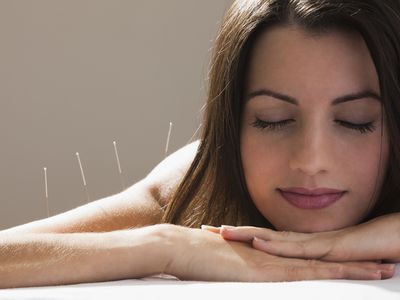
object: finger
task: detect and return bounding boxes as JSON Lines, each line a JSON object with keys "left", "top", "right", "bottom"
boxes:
{"left": 252, "top": 237, "right": 330, "bottom": 260}
{"left": 277, "top": 263, "right": 383, "bottom": 281}
{"left": 253, "top": 238, "right": 396, "bottom": 277}
{"left": 343, "top": 262, "right": 396, "bottom": 279}
{"left": 380, "top": 265, "right": 396, "bottom": 279}
{"left": 220, "top": 226, "right": 315, "bottom": 243}
{"left": 256, "top": 259, "right": 384, "bottom": 281}
{"left": 325, "top": 262, "right": 395, "bottom": 280}
{"left": 220, "top": 226, "right": 289, "bottom": 243}
{"left": 220, "top": 226, "right": 256, "bottom": 242}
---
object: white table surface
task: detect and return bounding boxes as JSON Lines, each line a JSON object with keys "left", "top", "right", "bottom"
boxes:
{"left": 1, "top": 265, "right": 400, "bottom": 300}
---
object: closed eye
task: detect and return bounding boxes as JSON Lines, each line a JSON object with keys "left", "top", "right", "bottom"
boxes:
{"left": 251, "top": 118, "right": 376, "bottom": 134}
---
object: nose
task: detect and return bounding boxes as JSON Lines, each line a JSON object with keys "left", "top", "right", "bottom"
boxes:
{"left": 288, "top": 124, "right": 332, "bottom": 176}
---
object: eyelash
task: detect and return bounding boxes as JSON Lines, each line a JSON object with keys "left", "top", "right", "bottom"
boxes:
{"left": 251, "top": 118, "right": 377, "bottom": 134}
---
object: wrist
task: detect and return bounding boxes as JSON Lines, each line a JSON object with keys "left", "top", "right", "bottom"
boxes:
{"left": 150, "top": 223, "right": 188, "bottom": 276}
{"left": 109, "top": 224, "right": 179, "bottom": 278}
{"left": 147, "top": 223, "right": 184, "bottom": 275}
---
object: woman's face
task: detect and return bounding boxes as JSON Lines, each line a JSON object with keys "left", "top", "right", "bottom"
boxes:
{"left": 240, "top": 25, "right": 389, "bottom": 233}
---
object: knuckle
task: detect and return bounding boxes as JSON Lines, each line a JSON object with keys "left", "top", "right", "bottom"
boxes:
{"left": 327, "top": 237, "right": 348, "bottom": 260}
{"left": 306, "top": 259, "right": 320, "bottom": 267}
{"left": 359, "top": 261, "right": 379, "bottom": 268}
{"left": 251, "top": 227, "right": 275, "bottom": 239}
{"left": 280, "top": 231, "right": 293, "bottom": 238}
{"left": 330, "top": 264, "right": 345, "bottom": 279}
{"left": 240, "top": 226, "right": 258, "bottom": 235}
{"left": 295, "top": 241, "right": 308, "bottom": 256}
{"left": 309, "top": 238, "right": 335, "bottom": 260}
{"left": 286, "top": 266, "right": 301, "bottom": 279}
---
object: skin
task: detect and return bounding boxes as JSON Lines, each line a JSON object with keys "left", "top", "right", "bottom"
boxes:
{"left": 2, "top": 24, "right": 396, "bottom": 285}
{"left": 215, "top": 212, "right": 400, "bottom": 264}
{"left": 240, "top": 24, "right": 390, "bottom": 233}
{"left": 2, "top": 137, "right": 396, "bottom": 286}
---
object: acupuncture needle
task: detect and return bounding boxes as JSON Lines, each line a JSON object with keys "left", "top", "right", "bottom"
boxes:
{"left": 186, "top": 123, "right": 202, "bottom": 145}
{"left": 113, "top": 140, "right": 126, "bottom": 190}
{"left": 76, "top": 152, "right": 90, "bottom": 202}
{"left": 165, "top": 121, "right": 173, "bottom": 157}
{"left": 43, "top": 167, "right": 50, "bottom": 217}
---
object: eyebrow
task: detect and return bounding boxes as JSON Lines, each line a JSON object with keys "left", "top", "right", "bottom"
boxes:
{"left": 246, "top": 88, "right": 382, "bottom": 105}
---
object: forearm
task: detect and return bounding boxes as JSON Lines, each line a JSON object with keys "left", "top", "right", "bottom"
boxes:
{"left": 0, "top": 225, "right": 170, "bottom": 289}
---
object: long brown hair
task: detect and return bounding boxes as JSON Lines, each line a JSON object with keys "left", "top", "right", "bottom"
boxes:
{"left": 162, "top": 0, "right": 400, "bottom": 228}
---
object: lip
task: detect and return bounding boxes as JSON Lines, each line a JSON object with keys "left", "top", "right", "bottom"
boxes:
{"left": 279, "top": 187, "right": 345, "bottom": 195}
{"left": 278, "top": 188, "right": 346, "bottom": 209}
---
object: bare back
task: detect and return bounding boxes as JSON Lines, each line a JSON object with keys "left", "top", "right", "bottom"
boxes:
{"left": 1, "top": 140, "right": 200, "bottom": 235}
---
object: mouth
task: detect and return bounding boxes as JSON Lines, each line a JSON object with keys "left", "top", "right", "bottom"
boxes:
{"left": 277, "top": 188, "right": 346, "bottom": 209}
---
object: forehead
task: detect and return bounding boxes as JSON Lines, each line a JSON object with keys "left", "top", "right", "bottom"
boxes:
{"left": 244, "top": 25, "right": 380, "bottom": 100}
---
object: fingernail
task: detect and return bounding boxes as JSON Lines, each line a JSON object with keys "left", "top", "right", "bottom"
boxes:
{"left": 221, "top": 225, "right": 235, "bottom": 230}
{"left": 253, "top": 237, "right": 268, "bottom": 245}
{"left": 373, "top": 270, "right": 382, "bottom": 279}
{"left": 381, "top": 264, "right": 396, "bottom": 271}
{"left": 201, "top": 225, "right": 219, "bottom": 230}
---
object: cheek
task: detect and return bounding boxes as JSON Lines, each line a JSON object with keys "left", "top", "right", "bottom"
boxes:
{"left": 341, "top": 132, "right": 388, "bottom": 192}
{"left": 240, "top": 140, "right": 277, "bottom": 177}
{"left": 350, "top": 133, "right": 390, "bottom": 208}
{"left": 240, "top": 129, "right": 285, "bottom": 196}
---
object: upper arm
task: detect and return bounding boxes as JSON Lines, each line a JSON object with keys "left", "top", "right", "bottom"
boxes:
{"left": 1, "top": 140, "right": 199, "bottom": 235}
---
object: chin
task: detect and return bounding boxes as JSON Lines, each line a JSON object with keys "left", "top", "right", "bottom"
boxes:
{"left": 278, "top": 221, "right": 345, "bottom": 233}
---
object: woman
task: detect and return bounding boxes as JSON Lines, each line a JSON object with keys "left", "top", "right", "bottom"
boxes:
{"left": 1, "top": 0, "right": 400, "bottom": 288}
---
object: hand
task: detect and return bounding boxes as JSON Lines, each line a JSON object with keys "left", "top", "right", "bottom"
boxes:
{"left": 201, "top": 213, "right": 400, "bottom": 277}
{"left": 157, "top": 224, "right": 394, "bottom": 281}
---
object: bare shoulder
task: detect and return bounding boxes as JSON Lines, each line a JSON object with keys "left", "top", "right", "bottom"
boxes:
{"left": 145, "top": 140, "right": 200, "bottom": 207}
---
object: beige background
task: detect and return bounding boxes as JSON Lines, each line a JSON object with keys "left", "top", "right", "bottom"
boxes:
{"left": 0, "top": 0, "right": 233, "bottom": 230}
